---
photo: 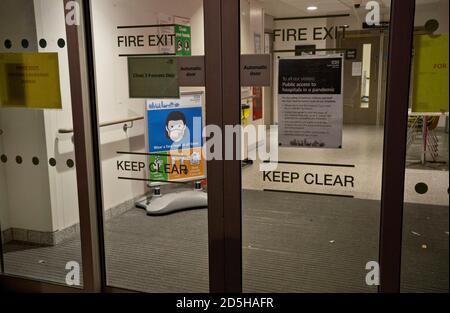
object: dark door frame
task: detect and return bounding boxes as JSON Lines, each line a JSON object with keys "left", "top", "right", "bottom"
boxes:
{"left": 0, "top": 0, "right": 417, "bottom": 293}
{"left": 378, "top": 0, "right": 416, "bottom": 293}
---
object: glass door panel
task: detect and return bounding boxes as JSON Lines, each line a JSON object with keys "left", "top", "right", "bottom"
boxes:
{"left": 90, "top": 0, "right": 209, "bottom": 292}
{"left": 240, "top": 0, "right": 391, "bottom": 292}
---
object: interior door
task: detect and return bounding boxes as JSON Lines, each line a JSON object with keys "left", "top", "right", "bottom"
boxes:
{"left": 340, "top": 34, "right": 381, "bottom": 125}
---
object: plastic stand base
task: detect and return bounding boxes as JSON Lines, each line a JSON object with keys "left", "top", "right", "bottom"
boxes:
{"left": 136, "top": 189, "right": 207, "bottom": 216}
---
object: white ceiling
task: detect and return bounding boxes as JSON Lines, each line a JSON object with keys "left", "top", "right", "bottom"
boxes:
{"left": 259, "top": 0, "right": 444, "bottom": 18}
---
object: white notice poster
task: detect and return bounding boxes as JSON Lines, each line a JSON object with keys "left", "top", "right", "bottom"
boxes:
{"left": 352, "top": 62, "right": 362, "bottom": 76}
{"left": 278, "top": 55, "right": 344, "bottom": 149}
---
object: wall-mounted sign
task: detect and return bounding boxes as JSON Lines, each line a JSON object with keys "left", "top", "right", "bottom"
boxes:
{"left": 178, "top": 56, "right": 204, "bottom": 86}
{"left": 274, "top": 25, "right": 349, "bottom": 42}
{"left": 175, "top": 24, "right": 192, "bottom": 56}
{"left": 277, "top": 55, "right": 344, "bottom": 149}
{"left": 174, "top": 16, "right": 192, "bottom": 56}
{"left": 146, "top": 92, "right": 205, "bottom": 182}
{"left": 0, "top": 53, "right": 62, "bottom": 109}
{"left": 128, "top": 56, "right": 179, "bottom": 98}
{"left": 240, "top": 54, "right": 271, "bottom": 87}
{"left": 345, "top": 49, "right": 357, "bottom": 60}
{"left": 412, "top": 33, "right": 449, "bottom": 113}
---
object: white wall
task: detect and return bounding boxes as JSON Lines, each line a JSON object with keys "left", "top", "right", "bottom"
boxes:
{"left": 0, "top": 0, "right": 54, "bottom": 233}
{"left": 34, "top": 0, "right": 81, "bottom": 233}
{"left": 0, "top": 135, "right": 10, "bottom": 231}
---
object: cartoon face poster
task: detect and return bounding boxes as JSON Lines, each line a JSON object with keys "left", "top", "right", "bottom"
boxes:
{"left": 146, "top": 92, "right": 205, "bottom": 182}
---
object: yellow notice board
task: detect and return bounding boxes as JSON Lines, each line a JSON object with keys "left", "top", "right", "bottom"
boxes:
{"left": 0, "top": 53, "right": 62, "bottom": 109}
{"left": 412, "top": 34, "right": 449, "bottom": 113}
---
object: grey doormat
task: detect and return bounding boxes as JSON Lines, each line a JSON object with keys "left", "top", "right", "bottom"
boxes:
{"left": 2, "top": 190, "right": 448, "bottom": 293}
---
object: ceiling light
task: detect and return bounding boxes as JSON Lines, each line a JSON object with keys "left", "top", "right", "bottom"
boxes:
{"left": 307, "top": 6, "right": 318, "bottom": 11}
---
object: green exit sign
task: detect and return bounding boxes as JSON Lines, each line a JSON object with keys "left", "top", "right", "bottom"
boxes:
{"left": 175, "top": 24, "right": 191, "bottom": 56}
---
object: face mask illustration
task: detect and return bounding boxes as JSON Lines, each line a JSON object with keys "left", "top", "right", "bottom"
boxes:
{"left": 166, "top": 120, "right": 186, "bottom": 143}
{"left": 165, "top": 111, "right": 188, "bottom": 144}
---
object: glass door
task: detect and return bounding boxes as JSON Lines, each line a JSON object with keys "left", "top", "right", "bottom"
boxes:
{"left": 239, "top": 0, "right": 392, "bottom": 292}
{"left": 88, "top": 0, "right": 211, "bottom": 292}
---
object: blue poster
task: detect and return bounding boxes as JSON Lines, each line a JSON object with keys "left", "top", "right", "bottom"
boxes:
{"left": 146, "top": 94, "right": 202, "bottom": 153}
{"left": 146, "top": 92, "right": 205, "bottom": 182}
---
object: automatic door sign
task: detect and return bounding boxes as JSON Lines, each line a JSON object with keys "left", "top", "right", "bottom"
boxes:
{"left": 146, "top": 93, "right": 205, "bottom": 182}
{"left": 240, "top": 54, "right": 271, "bottom": 87}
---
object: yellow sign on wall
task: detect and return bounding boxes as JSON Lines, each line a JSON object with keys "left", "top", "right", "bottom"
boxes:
{"left": 412, "top": 34, "right": 449, "bottom": 113}
{"left": 0, "top": 53, "right": 62, "bottom": 109}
